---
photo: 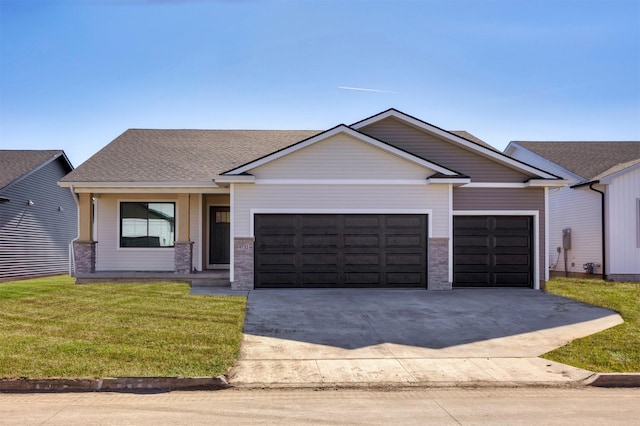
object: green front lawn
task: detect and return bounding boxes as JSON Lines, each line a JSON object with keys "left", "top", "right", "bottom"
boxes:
{"left": 543, "top": 277, "right": 640, "bottom": 372}
{"left": 0, "top": 276, "right": 246, "bottom": 379}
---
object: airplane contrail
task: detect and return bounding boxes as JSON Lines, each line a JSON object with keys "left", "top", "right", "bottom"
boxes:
{"left": 338, "top": 86, "right": 397, "bottom": 94}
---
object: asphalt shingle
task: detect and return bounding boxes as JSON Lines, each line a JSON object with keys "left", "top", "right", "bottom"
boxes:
{"left": 0, "top": 150, "right": 64, "bottom": 190}
{"left": 514, "top": 141, "right": 640, "bottom": 181}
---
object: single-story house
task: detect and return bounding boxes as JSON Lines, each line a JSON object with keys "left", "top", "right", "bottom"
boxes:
{"left": 59, "top": 109, "right": 566, "bottom": 290}
{"left": 506, "top": 141, "right": 640, "bottom": 282}
{"left": 0, "top": 150, "right": 77, "bottom": 280}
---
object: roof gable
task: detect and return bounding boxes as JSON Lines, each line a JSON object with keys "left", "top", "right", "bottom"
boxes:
{"left": 245, "top": 131, "right": 445, "bottom": 181}
{"left": 352, "top": 109, "right": 558, "bottom": 180}
{"left": 0, "top": 150, "right": 71, "bottom": 190}
{"left": 509, "top": 141, "right": 640, "bottom": 181}
{"left": 222, "top": 125, "right": 462, "bottom": 177}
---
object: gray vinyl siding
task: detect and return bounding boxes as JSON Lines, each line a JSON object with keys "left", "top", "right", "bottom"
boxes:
{"left": 0, "top": 158, "right": 77, "bottom": 280}
{"left": 360, "top": 117, "right": 535, "bottom": 182}
{"left": 453, "top": 187, "right": 546, "bottom": 284}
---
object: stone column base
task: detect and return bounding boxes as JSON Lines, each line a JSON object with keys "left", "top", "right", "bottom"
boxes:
{"left": 174, "top": 241, "right": 194, "bottom": 274}
{"left": 233, "top": 238, "right": 255, "bottom": 290}
{"left": 73, "top": 240, "right": 97, "bottom": 275}
{"left": 428, "top": 237, "right": 451, "bottom": 290}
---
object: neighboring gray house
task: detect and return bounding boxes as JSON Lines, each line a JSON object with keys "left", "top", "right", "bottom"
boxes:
{"left": 0, "top": 150, "right": 77, "bottom": 280}
{"left": 505, "top": 141, "right": 640, "bottom": 281}
{"left": 60, "top": 109, "right": 565, "bottom": 290}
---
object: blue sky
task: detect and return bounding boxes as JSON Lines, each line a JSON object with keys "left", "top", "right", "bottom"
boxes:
{"left": 1, "top": 0, "right": 639, "bottom": 167}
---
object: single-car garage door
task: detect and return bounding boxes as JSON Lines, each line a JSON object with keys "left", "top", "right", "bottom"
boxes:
{"left": 255, "top": 214, "right": 427, "bottom": 288}
{"left": 453, "top": 216, "right": 533, "bottom": 288}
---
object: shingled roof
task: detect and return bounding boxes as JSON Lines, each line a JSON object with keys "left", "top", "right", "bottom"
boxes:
{"left": 61, "top": 130, "right": 321, "bottom": 183}
{"left": 513, "top": 141, "right": 640, "bottom": 181}
{"left": 61, "top": 128, "right": 492, "bottom": 183}
{"left": 0, "top": 150, "right": 67, "bottom": 190}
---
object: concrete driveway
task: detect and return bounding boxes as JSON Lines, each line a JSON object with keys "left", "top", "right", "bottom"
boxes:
{"left": 226, "top": 289, "right": 623, "bottom": 387}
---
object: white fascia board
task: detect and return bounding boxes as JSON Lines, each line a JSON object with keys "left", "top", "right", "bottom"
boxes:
{"left": 59, "top": 181, "right": 216, "bottom": 188}
{"left": 223, "top": 125, "right": 459, "bottom": 176}
{"left": 598, "top": 162, "right": 640, "bottom": 184}
{"left": 353, "top": 110, "right": 559, "bottom": 179}
{"left": 63, "top": 181, "right": 226, "bottom": 194}
{"left": 426, "top": 177, "right": 471, "bottom": 185}
{"left": 213, "top": 175, "right": 256, "bottom": 184}
{"left": 525, "top": 179, "right": 569, "bottom": 188}
{"left": 254, "top": 178, "right": 428, "bottom": 185}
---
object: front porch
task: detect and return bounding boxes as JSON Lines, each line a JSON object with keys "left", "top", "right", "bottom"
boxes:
{"left": 75, "top": 269, "right": 230, "bottom": 287}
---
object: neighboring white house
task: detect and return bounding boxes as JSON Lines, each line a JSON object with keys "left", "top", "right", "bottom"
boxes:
{"left": 505, "top": 141, "right": 640, "bottom": 282}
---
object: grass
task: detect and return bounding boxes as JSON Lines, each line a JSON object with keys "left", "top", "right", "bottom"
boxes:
{"left": 543, "top": 277, "right": 640, "bottom": 373}
{"left": 0, "top": 275, "right": 246, "bottom": 379}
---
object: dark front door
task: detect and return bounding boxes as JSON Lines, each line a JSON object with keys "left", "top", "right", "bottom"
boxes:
{"left": 209, "top": 207, "right": 230, "bottom": 265}
{"left": 453, "top": 215, "right": 533, "bottom": 288}
{"left": 254, "top": 214, "right": 427, "bottom": 289}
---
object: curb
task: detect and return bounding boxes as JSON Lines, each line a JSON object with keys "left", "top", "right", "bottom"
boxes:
{"left": 584, "top": 373, "right": 640, "bottom": 388}
{"left": 0, "top": 376, "right": 229, "bottom": 393}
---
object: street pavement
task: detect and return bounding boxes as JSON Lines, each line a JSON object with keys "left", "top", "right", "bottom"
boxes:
{"left": 1, "top": 388, "right": 639, "bottom": 425}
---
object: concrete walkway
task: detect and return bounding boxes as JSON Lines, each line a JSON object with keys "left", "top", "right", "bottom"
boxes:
{"left": 215, "top": 288, "right": 623, "bottom": 388}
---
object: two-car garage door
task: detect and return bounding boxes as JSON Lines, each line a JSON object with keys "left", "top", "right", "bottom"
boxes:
{"left": 254, "top": 214, "right": 427, "bottom": 288}
{"left": 253, "top": 214, "right": 533, "bottom": 289}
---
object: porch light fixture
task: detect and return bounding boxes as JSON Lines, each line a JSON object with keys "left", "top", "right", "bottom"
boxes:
{"left": 27, "top": 200, "right": 34, "bottom": 206}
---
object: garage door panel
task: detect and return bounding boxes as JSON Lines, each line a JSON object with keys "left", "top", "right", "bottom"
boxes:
{"left": 344, "top": 216, "right": 380, "bottom": 228}
{"left": 301, "top": 215, "right": 337, "bottom": 228}
{"left": 257, "top": 272, "right": 298, "bottom": 287}
{"left": 344, "top": 234, "right": 380, "bottom": 247}
{"left": 345, "top": 272, "right": 380, "bottom": 285}
{"left": 386, "top": 272, "right": 424, "bottom": 284}
{"left": 301, "top": 234, "right": 339, "bottom": 247}
{"left": 386, "top": 216, "right": 423, "bottom": 228}
{"left": 255, "top": 214, "right": 427, "bottom": 288}
{"left": 256, "top": 253, "right": 297, "bottom": 266}
{"left": 257, "top": 234, "right": 297, "bottom": 248}
{"left": 494, "top": 273, "right": 531, "bottom": 286}
{"left": 387, "top": 254, "right": 423, "bottom": 266}
{"left": 454, "top": 216, "right": 533, "bottom": 288}
{"left": 345, "top": 254, "right": 380, "bottom": 266}
{"left": 301, "top": 253, "right": 339, "bottom": 266}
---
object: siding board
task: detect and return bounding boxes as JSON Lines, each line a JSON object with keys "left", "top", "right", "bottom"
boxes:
{"left": 360, "top": 117, "right": 534, "bottom": 182}
{"left": 0, "top": 157, "right": 77, "bottom": 280}
{"left": 251, "top": 133, "right": 433, "bottom": 179}
{"left": 234, "top": 184, "right": 450, "bottom": 238}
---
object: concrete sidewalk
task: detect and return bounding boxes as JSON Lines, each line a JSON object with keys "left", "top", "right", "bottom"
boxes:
{"left": 220, "top": 288, "right": 625, "bottom": 388}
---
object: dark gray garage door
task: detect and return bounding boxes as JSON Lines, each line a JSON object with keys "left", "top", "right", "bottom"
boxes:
{"left": 453, "top": 216, "right": 533, "bottom": 288}
{"left": 255, "top": 214, "right": 427, "bottom": 288}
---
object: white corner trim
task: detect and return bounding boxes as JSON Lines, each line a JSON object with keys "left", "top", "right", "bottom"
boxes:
{"left": 248, "top": 208, "right": 433, "bottom": 238}
{"left": 544, "top": 187, "right": 549, "bottom": 282}
{"left": 223, "top": 125, "right": 459, "bottom": 176}
{"left": 229, "top": 184, "right": 235, "bottom": 283}
{"left": 453, "top": 210, "right": 540, "bottom": 290}
{"left": 448, "top": 185, "right": 454, "bottom": 283}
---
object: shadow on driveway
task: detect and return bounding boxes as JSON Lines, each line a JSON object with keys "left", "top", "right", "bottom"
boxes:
{"left": 242, "top": 288, "right": 622, "bottom": 358}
